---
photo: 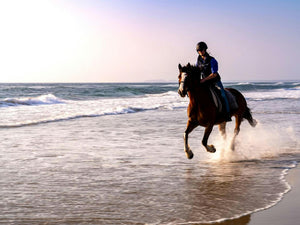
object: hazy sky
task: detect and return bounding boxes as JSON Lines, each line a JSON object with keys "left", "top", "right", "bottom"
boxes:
{"left": 0, "top": 0, "right": 299, "bottom": 82}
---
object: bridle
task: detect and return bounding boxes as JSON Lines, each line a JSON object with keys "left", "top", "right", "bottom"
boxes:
{"left": 180, "top": 72, "right": 188, "bottom": 84}
{"left": 179, "top": 72, "right": 189, "bottom": 94}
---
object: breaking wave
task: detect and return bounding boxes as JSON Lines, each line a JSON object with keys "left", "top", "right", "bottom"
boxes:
{"left": 0, "top": 94, "right": 65, "bottom": 107}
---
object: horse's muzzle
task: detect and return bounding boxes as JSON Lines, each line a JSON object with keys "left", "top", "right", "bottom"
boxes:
{"left": 178, "top": 89, "right": 187, "bottom": 97}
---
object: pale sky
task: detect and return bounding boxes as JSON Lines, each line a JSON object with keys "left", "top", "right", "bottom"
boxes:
{"left": 0, "top": 0, "right": 299, "bottom": 82}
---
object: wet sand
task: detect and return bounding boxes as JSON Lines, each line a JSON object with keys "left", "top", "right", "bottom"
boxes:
{"left": 198, "top": 164, "right": 300, "bottom": 225}
{"left": 248, "top": 164, "right": 300, "bottom": 225}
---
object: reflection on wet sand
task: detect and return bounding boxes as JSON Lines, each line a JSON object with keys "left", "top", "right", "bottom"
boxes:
{"left": 178, "top": 160, "right": 284, "bottom": 224}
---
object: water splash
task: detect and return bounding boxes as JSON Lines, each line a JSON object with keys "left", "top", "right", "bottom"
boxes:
{"left": 209, "top": 121, "right": 299, "bottom": 163}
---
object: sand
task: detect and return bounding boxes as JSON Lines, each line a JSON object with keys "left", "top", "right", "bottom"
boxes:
{"left": 248, "top": 164, "right": 300, "bottom": 225}
{"left": 197, "top": 164, "right": 300, "bottom": 225}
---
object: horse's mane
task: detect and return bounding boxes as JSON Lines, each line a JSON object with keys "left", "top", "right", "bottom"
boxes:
{"left": 181, "top": 63, "right": 201, "bottom": 83}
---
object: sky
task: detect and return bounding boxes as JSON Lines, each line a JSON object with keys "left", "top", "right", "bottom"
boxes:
{"left": 0, "top": 0, "right": 299, "bottom": 82}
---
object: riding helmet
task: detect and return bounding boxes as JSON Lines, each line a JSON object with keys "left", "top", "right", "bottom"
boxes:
{"left": 196, "top": 42, "right": 208, "bottom": 52}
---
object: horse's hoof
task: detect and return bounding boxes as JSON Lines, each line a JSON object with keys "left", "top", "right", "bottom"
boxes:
{"left": 206, "top": 145, "right": 216, "bottom": 153}
{"left": 185, "top": 150, "right": 194, "bottom": 159}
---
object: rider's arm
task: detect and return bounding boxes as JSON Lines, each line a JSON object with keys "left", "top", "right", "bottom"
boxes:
{"left": 200, "top": 73, "right": 220, "bottom": 83}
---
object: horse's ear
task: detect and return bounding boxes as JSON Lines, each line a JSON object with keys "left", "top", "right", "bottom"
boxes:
{"left": 178, "top": 64, "right": 182, "bottom": 70}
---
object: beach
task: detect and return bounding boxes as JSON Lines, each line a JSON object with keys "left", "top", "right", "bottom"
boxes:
{"left": 248, "top": 165, "right": 300, "bottom": 225}
{"left": 198, "top": 165, "right": 300, "bottom": 225}
{"left": 0, "top": 82, "right": 299, "bottom": 224}
{"left": 1, "top": 0, "right": 299, "bottom": 223}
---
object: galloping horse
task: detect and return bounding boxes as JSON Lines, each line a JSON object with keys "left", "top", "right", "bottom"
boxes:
{"left": 178, "top": 63, "right": 257, "bottom": 159}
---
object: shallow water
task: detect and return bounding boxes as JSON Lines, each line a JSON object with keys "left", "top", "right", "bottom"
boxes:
{"left": 0, "top": 108, "right": 299, "bottom": 225}
{"left": 0, "top": 82, "right": 299, "bottom": 224}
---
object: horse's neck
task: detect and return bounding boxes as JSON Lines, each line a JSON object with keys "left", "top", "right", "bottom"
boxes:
{"left": 188, "top": 86, "right": 212, "bottom": 108}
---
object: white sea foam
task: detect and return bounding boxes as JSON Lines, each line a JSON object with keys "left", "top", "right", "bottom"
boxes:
{"left": 0, "top": 87, "right": 298, "bottom": 129}
{"left": 274, "top": 81, "right": 284, "bottom": 85}
{"left": 0, "top": 91, "right": 188, "bottom": 128}
{"left": 245, "top": 89, "right": 300, "bottom": 100}
{"left": 0, "top": 94, "right": 65, "bottom": 107}
{"left": 237, "top": 82, "right": 252, "bottom": 85}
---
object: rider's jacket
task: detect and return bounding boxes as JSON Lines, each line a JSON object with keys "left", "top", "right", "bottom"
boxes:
{"left": 196, "top": 53, "right": 231, "bottom": 114}
{"left": 196, "top": 54, "right": 219, "bottom": 82}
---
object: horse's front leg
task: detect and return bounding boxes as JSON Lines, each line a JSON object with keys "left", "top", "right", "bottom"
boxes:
{"left": 202, "top": 124, "right": 216, "bottom": 153}
{"left": 184, "top": 120, "right": 198, "bottom": 159}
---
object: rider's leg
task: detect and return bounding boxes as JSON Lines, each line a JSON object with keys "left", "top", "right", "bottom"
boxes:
{"left": 216, "top": 81, "right": 231, "bottom": 121}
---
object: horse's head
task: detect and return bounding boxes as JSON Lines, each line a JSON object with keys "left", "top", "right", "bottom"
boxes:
{"left": 178, "top": 63, "right": 199, "bottom": 97}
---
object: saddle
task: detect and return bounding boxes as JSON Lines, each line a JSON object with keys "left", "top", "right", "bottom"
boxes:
{"left": 209, "top": 86, "right": 238, "bottom": 113}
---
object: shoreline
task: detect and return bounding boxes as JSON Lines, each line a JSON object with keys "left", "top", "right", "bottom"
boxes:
{"left": 248, "top": 163, "right": 300, "bottom": 225}
{"left": 194, "top": 164, "right": 300, "bottom": 225}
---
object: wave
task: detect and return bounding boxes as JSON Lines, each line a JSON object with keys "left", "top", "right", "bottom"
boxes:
{"left": 244, "top": 88, "right": 300, "bottom": 101}
{"left": 226, "top": 82, "right": 300, "bottom": 92}
{"left": 0, "top": 94, "right": 65, "bottom": 107}
{"left": 2, "top": 88, "right": 298, "bottom": 109}
{"left": 1, "top": 82, "right": 299, "bottom": 101}
{"left": 236, "top": 82, "right": 252, "bottom": 85}
{"left": 233, "top": 82, "right": 295, "bottom": 86}
{"left": 0, "top": 91, "right": 188, "bottom": 128}
{"left": 0, "top": 106, "right": 164, "bottom": 128}
{"left": 0, "top": 83, "right": 299, "bottom": 128}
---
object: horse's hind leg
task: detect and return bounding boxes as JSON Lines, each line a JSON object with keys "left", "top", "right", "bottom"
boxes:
{"left": 202, "top": 124, "right": 216, "bottom": 153}
{"left": 184, "top": 120, "right": 198, "bottom": 159}
{"left": 219, "top": 122, "right": 227, "bottom": 140}
{"left": 231, "top": 115, "right": 242, "bottom": 150}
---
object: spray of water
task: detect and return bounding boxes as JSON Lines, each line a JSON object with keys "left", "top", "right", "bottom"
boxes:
{"left": 208, "top": 121, "right": 299, "bottom": 163}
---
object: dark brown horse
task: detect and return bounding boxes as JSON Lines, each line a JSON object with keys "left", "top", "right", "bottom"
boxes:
{"left": 178, "top": 63, "right": 257, "bottom": 159}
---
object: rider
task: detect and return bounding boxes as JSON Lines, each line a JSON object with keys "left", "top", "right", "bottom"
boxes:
{"left": 195, "top": 41, "right": 232, "bottom": 121}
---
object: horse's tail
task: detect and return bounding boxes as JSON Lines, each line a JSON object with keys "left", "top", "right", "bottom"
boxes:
{"left": 243, "top": 107, "right": 257, "bottom": 127}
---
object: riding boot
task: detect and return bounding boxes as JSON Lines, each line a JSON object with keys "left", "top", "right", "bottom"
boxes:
{"left": 216, "top": 81, "right": 232, "bottom": 122}
{"left": 221, "top": 99, "right": 231, "bottom": 121}
{"left": 221, "top": 89, "right": 231, "bottom": 121}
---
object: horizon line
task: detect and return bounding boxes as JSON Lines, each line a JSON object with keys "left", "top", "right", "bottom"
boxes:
{"left": 0, "top": 79, "right": 299, "bottom": 84}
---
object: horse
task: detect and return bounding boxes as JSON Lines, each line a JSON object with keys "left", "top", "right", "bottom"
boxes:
{"left": 178, "top": 63, "right": 257, "bottom": 159}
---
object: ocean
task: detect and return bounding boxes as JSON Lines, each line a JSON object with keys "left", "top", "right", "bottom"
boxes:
{"left": 0, "top": 82, "right": 299, "bottom": 224}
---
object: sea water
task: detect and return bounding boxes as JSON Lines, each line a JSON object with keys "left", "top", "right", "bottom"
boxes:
{"left": 0, "top": 82, "right": 299, "bottom": 224}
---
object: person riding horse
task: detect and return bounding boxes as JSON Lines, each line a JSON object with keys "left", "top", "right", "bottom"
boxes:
{"left": 196, "top": 42, "right": 232, "bottom": 121}
{"left": 178, "top": 62, "right": 257, "bottom": 158}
